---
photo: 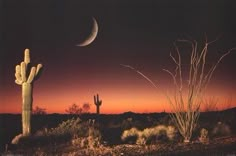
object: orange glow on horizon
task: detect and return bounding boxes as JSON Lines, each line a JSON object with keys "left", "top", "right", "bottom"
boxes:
{"left": 0, "top": 65, "right": 235, "bottom": 114}
{"left": 1, "top": 80, "right": 235, "bottom": 114}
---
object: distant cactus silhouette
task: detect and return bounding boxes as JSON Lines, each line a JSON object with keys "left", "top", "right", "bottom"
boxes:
{"left": 94, "top": 94, "right": 102, "bottom": 114}
{"left": 15, "top": 49, "right": 43, "bottom": 136}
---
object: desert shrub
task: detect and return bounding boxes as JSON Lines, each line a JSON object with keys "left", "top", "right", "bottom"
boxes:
{"left": 212, "top": 122, "right": 231, "bottom": 137}
{"left": 48, "top": 117, "right": 83, "bottom": 137}
{"left": 33, "top": 106, "right": 47, "bottom": 115}
{"left": 166, "top": 126, "right": 177, "bottom": 140}
{"left": 15, "top": 118, "right": 81, "bottom": 145}
{"left": 121, "top": 127, "right": 140, "bottom": 144}
{"left": 143, "top": 125, "right": 177, "bottom": 143}
{"left": 82, "top": 103, "right": 91, "bottom": 114}
{"left": 142, "top": 125, "right": 165, "bottom": 144}
{"left": 136, "top": 134, "right": 146, "bottom": 145}
{"left": 11, "top": 117, "right": 103, "bottom": 149}
{"left": 88, "top": 125, "right": 102, "bottom": 148}
{"left": 143, "top": 126, "right": 159, "bottom": 138}
{"left": 65, "top": 103, "right": 82, "bottom": 115}
{"left": 121, "top": 125, "right": 177, "bottom": 145}
{"left": 200, "top": 128, "right": 208, "bottom": 138}
{"left": 71, "top": 119, "right": 102, "bottom": 149}
{"left": 199, "top": 128, "right": 209, "bottom": 144}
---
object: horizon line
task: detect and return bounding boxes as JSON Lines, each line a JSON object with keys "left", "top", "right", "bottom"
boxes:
{"left": 1, "top": 107, "right": 235, "bottom": 115}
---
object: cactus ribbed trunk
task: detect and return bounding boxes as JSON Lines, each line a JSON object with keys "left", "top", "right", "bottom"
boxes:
{"left": 96, "top": 105, "right": 100, "bottom": 114}
{"left": 22, "top": 83, "right": 33, "bottom": 136}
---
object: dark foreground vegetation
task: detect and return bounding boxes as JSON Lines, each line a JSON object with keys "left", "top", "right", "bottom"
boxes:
{"left": 0, "top": 108, "right": 236, "bottom": 155}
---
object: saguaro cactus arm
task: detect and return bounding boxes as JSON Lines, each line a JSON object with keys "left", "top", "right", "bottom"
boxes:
{"left": 15, "top": 49, "right": 43, "bottom": 85}
{"left": 24, "top": 49, "right": 30, "bottom": 64}
{"left": 35, "top": 64, "right": 43, "bottom": 79}
{"left": 15, "top": 65, "right": 23, "bottom": 85}
{"left": 94, "top": 94, "right": 102, "bottom": 106}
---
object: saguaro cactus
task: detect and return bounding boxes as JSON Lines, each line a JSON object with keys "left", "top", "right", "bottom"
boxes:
{"left": 94, "top": 94, "right": 102, "bottom": 114}
{"left": 15, "top": 49, "right": 43, "bottom": 136}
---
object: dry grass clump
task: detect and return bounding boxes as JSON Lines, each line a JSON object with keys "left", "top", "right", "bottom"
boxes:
{"left": 121, "top": 125, "right": 177, "bottom": 145}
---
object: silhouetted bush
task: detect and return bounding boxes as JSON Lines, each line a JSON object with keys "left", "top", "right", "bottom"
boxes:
{"left": 33, "top": 106, "right": 47, "bottom": 115}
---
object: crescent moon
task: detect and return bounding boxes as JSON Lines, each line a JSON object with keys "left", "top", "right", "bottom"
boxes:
{"left": 76, "top": 17, "right": 98, "bottom": 47}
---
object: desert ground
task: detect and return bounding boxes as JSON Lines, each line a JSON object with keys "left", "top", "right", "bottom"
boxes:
{"left": 0, "top": 108, "right": 236, "bottom": 156}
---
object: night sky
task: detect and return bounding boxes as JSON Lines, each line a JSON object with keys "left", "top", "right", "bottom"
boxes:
{"left": 1, "top": 0, "right": 236, "bottom": 114}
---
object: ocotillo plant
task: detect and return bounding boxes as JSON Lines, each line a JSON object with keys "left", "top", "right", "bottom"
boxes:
{"left": 15, "top": 49, "right": 43, "bottom": 136}
{"left": 94, "top": 94, "right": 102, "bottom": 114}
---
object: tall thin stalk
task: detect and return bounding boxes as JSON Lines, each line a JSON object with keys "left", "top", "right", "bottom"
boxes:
{"left": 164, "top": 38, "right": 235, "bottom": 142}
